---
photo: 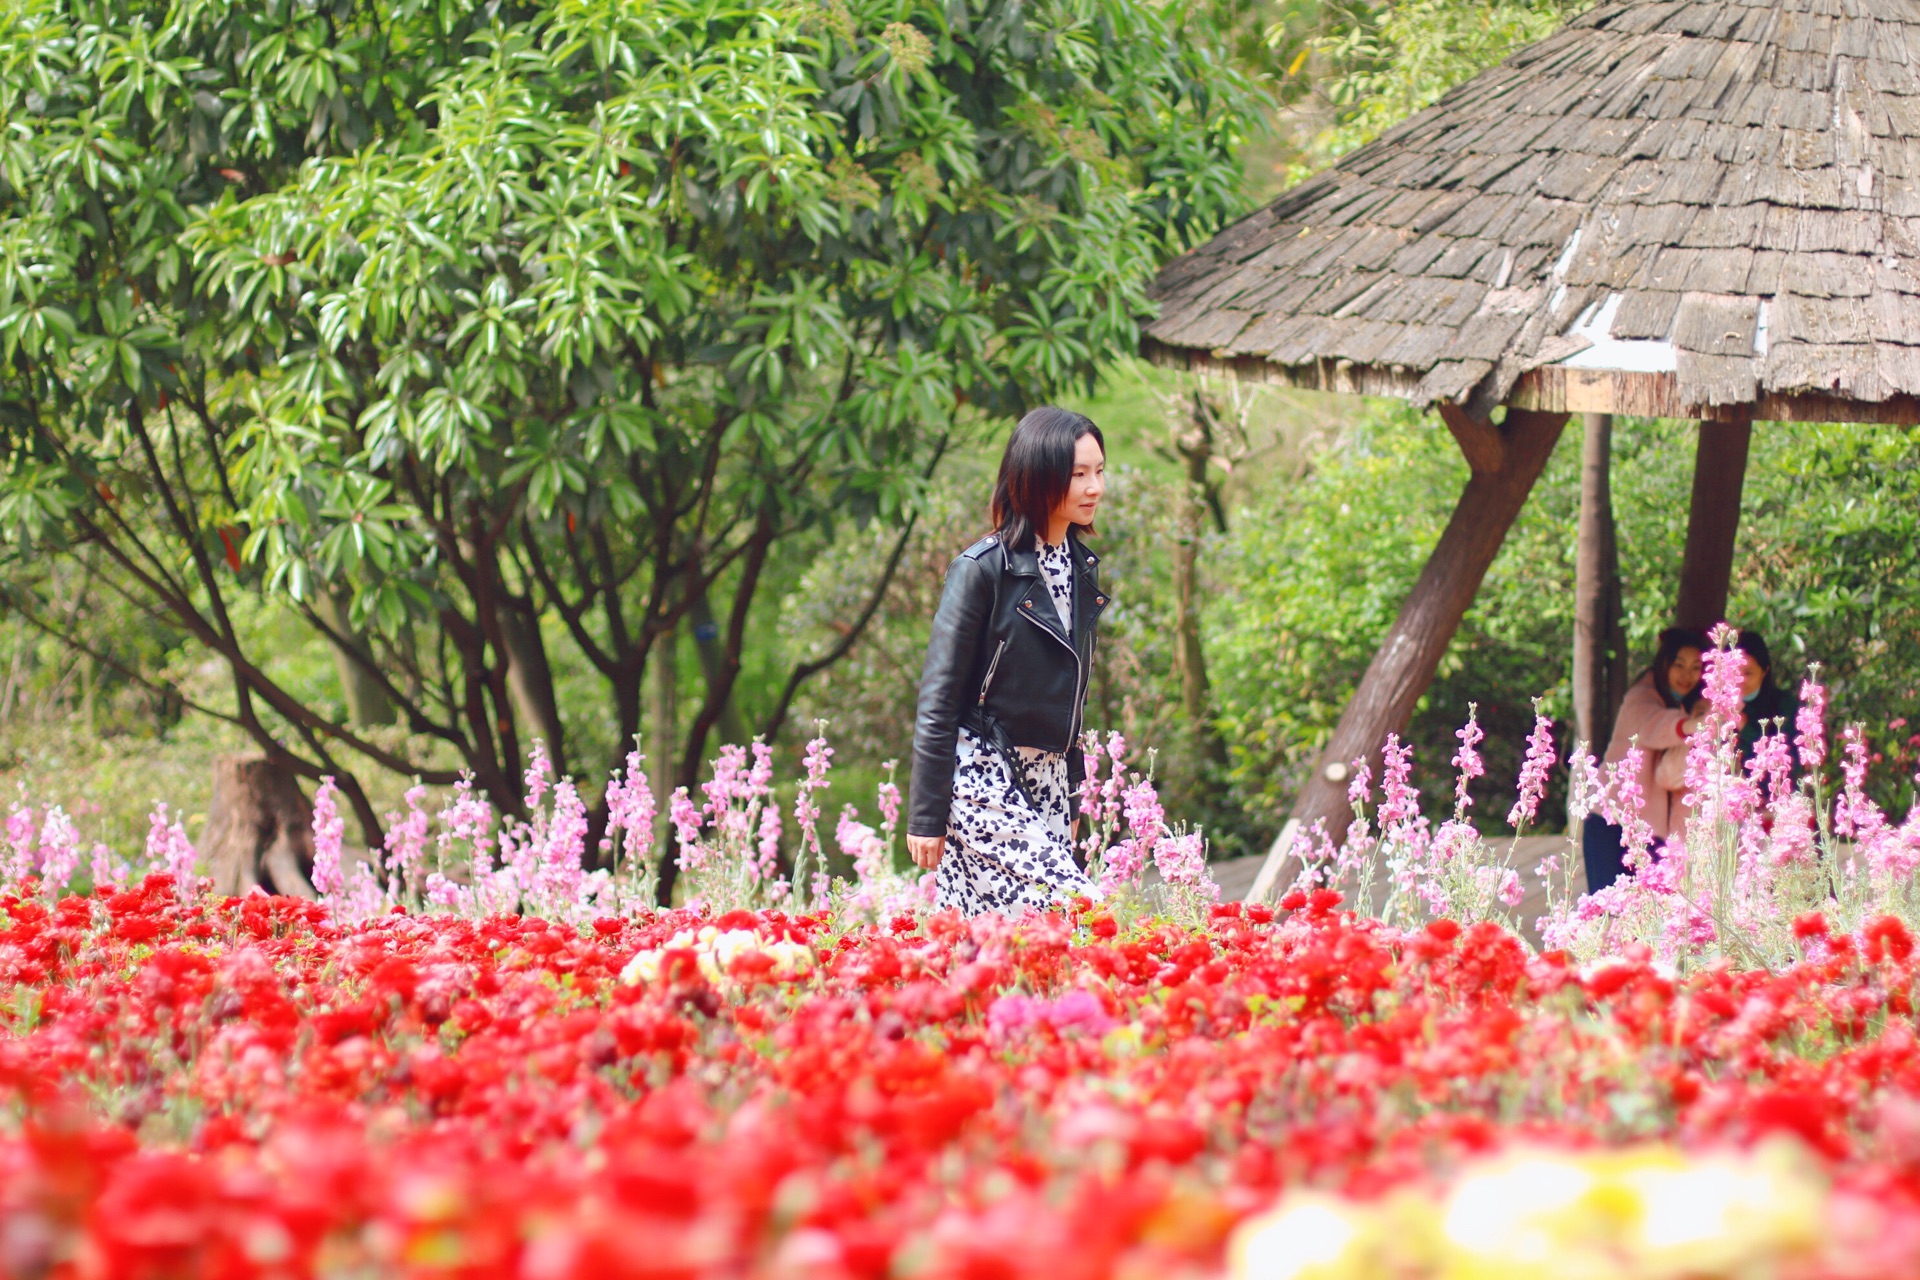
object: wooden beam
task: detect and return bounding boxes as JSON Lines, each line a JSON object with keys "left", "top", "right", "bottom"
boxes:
{"left": 1675, "top": 418, "right": 1752, "bottom": 632}
{"left": 1277, "top": 409, "right": 1571, "bottom": 870}
{"left": 1139, "top": 340, "right": 1920, "bottom": 426}
{"left": 1512, "top": 366, "right": 1920, "bottom": 423}
{"left": 1572, "top": 413, "right": 1627, "bottom": 755}
{"left": 1438, "top": 402, "right": 1507, "bottom": 474}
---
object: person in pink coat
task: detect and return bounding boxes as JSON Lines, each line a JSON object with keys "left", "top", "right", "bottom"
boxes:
{"left": 1582, "top": 627, "right": 1708, "bottom": 892}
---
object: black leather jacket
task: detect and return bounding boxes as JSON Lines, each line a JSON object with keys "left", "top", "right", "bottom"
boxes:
{"left": 908, "top": 530, "right": 1110, "bottom": 838}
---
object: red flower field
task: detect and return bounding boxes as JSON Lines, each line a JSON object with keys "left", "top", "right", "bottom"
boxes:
{"left": 7, "top": 876, "right": 1920, "bottom": 1277}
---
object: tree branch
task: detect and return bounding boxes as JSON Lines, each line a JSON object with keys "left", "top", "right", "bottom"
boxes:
{"left": 759, "top": 430, "right": 949, "bottom": 741}
{"left": 180, "top": 367, "right": 242, "bottom": 513}
{"left": 761, "top": 507, "right": 920, "bottom": 745}
{"left": 0, "top": 586, "right": 242, "bottom": 727}
{"left": 677, "top": 504, "right": 778, "bottom": 788}
{"left": 297, "top": 600, "right": 465, "bottom": 746}
{"left": 521, "top": 528, "right": 619, "bottom": 675}
{"left": 69, "top": 509, "right": 462, "bottom": 783}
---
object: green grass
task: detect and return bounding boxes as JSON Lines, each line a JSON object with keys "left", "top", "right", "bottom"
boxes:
{"left": 1, "top": 717, "right": 240, "bottom": 860}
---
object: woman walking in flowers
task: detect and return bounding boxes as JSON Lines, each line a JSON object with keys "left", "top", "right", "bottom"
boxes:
{"left": 906, "top": 408, "right": 1109, "bottom": 914}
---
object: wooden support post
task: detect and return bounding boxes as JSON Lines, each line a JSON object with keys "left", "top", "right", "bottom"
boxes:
{"left": 1265, "top": 408, "right": 1569, "bottom": 890}
{"left": 1572, "top": 413, "right": 1627, "bottom": 755}
{"left": 1244, "top": 818, "right": 1301, "bottom": 907}
{"left": 1674, "top": 418, "right": 1753, "bottom": 632}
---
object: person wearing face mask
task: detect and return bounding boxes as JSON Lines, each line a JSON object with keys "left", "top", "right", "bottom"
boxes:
{"left": 1583, "top": 626, "right": 1710, "bottom": 893}
{"left": 1731, "top": 629, "right": 1799, "bottom": 773}
{"left": 906, "top": 407, "right": 1111, "bottom": 915}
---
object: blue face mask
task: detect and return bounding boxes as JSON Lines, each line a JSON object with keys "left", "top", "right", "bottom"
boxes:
{"left": 1744, "top": 687, "right": 1762, "bottom": 703}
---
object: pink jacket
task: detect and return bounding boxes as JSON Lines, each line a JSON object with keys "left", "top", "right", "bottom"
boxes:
{"left": 1602, "top": 673, "right": 1690, "bottom": 841}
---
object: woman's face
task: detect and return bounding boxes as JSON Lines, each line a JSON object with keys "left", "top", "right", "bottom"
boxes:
{"left": 1054, "top": 434, "right": 1106, "bottom": 529}
{"left": 1740, "top": 653, "right": 1767, "bottom": 699}
{"left": 1668, "top": 646, "right": 1704, "bottom": 698}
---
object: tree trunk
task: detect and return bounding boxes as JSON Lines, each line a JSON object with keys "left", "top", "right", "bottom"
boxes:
{"left": 1172, "top": 394, "right": 1228, "bottom": 770}
{"left": 200, "top": 755, "right": 318, "bottom": 898}
{"left": 500, "top": 601, "right": 567, "bottom": 775}
{"left": 1280, "top": 408, "right": 1570, "bottom": 859}
{"left": 316, "top": 589, "right": 396, "bottom": 727}
{"left": 1572, "top": 413, "right": 1627, "bottom": 755}
{"left": 1675, "top": 418, "right": 1753, "bottom": 632}
{"left": 1, "top": 629, "right": 22, "bottom": 722}
{"left": 651, "top": 622, "right": 679, "bottom": 906}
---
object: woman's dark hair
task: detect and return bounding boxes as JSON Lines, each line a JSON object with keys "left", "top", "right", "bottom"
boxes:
{"left": 1648, "top": 626, "right": 1711, "bottom": 704}
{"left": 1732, "top": 628, "right": 1792, "bottom": 753}
{"left": 1734, "top": 628, "right": 1774, "bottom": 683}
{"left": 989, "top": 407, "right": 1104, "bottom": 552}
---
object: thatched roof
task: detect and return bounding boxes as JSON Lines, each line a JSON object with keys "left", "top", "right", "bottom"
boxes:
{"left": 1146, "top": 0, "right": 1920, "bottom": 423}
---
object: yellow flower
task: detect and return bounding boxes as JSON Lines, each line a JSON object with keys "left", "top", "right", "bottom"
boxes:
{"left": 619, "top": 949, "right": 662, "bottom": 986}
{"left": 1230, "top": 1197, "right": 1364, "bottom": 1280}
{"left": 620, "top": 928, "right": 814, "bottom": 988}
{"left": 1228, "top": 1143, "right": 1828, "bottom": 1280}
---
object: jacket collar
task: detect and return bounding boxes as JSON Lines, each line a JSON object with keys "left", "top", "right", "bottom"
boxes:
{"left": 1006, "top": 528, "right": 1096, "bottom": 576}
{"left": 1069, "top": 527, "right": 1098, "bottom": 574}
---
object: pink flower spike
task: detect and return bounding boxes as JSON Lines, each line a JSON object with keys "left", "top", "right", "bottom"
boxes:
{"left": 1796, "top": 672, "right": 1829, "bottom": 772}
{"left": 381, "top": 785, "right": 432, "bottom": 901}
{"left": 1379, "top": 735, "right": 1419, "bottom": 833}
{"left": 36, "top": 806, "right": 81, "bottom": 896}
{"left": 1701, "top": 629, "right": 1746, "bottom": 722}
{"left": 878, "top": 768, "right": 902, "bottom": 835}
{"left": 89, "top": 842, "right": 123, "bottom": 892}
{"left": 161, "top": 812, "right": 195, "bottom": 888}
{"left": 1837, "top": 725, "right": 1887, "bottom": 845}
{"left": 1565, "top": 743, "right": 1603, "bottom": 827}
{"left": 604, "top": 751, "right": 656, "bottom": 864}
{"left": 1604, "top": 746, "right": 1654, "bottom": 867}
{"left": 1346, "top": 758, "right": 1373, "bottom": 809}
{"left": 1507, "top": 701, "right": 1557, "bottom": 831}
{"left": 523, "top": 742, "right": 553, "bottom": 809}
{"left": 669, "top": 787, "right": 706, "bottom": 871}
{"left": 2, "top": 805, "right": 34, "bottom": 886}
{"left": 310, "top": 783, "right": 344, "bottom": 899}
{"left": 1451, "top": 705, "right": 1485, "bottom": 818}
{"left": 791, "top": 729, "right": 835, "bottom": 904}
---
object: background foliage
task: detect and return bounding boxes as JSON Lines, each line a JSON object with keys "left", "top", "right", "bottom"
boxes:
{"left": 0, "top": 0, "right": 1252, "bottom": 865}
{"left": 4, "top": 0, "right": 1917, "bottom": 877}
{"left": 1208, "top": 412, "right": 1920, "bottom": 836}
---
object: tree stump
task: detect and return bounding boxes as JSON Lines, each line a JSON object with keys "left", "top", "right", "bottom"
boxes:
{"left": 199, "top": 755, "right": 318, "bottom": 898}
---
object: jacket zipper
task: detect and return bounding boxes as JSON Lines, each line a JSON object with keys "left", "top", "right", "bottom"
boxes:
{"left": 978, "top": 640, "right": 1007, "bottom": 705}
{"left": 1018, "top": 606, "right": 1084, "bottom": 752}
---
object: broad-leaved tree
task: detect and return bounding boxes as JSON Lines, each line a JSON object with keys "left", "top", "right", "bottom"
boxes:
{"left": 0, "top": 0, "right": 1253, "bottom": 855}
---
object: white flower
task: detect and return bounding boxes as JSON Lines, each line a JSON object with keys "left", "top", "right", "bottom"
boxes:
{"left": 620, "top": 926, "right": 814, "bottom": 987}
{"left": 619, "top": 949, "right": 662, "bottom": 985}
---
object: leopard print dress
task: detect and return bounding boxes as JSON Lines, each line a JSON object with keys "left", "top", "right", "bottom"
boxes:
{"left": 934, "top": 539, "right": 1096, "bottom": 916}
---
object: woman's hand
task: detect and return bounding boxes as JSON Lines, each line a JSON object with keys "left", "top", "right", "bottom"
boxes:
{"left": 908, "top": 835, "right": 945, "bottom": 870}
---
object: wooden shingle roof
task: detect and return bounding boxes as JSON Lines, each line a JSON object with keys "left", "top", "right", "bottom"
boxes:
{"left": 1145, "top": 0, "right": 1920, "bottom": 423}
